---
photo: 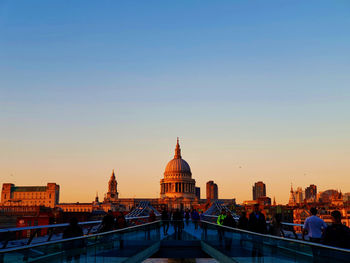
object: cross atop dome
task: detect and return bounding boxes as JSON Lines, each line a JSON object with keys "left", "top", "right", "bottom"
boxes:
{"left": 174, "top": 137, "right": 181, "bottom": 159}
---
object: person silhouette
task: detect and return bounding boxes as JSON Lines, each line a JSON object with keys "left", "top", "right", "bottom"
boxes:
{"left": 63, "top": 217, "right": 84, "bottom": 262}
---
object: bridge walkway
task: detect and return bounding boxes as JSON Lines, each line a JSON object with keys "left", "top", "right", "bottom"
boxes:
{"left": 1, "top": 220, "right": 349, "bottom": 262}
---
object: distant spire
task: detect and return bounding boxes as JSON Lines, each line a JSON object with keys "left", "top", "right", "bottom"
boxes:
{"left": 111, "top": 169, "right": 115, "bottom": 179}
{"left": 174, "top": 137, "right": 181, "bottom": 159}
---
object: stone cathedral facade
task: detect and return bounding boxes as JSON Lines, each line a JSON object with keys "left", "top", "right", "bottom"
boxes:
{"left": 159, "top": 138, "right": 198, "bottom": 210}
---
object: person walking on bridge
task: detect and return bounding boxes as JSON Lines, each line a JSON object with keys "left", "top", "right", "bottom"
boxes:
{"left": 173, "top": 209, "right": 184, "bottom": 240}
{"left": 191, "top": 209, "right": 200, "bottom": 230}
{"left": 217, "top": 209, "right": 227, "bottom": 225}
{"left": 98, "top": 211, "right": 115, "bottom": 233}
{"left": 302, "top": 207, "right": 327, "bottom": 243}
{"left": 223, "top": 211, "right": 236, "bottom": 250}
{"left": 322, "top": 210, "right": 350, "bottom": 249}
{"left": 238, "top": 211, "right": 248, "bottom": 230}
{"left": 217, "top": 209, "right": 227, "bottom": 243}
{"left": 248, "top": 204, "right": 266, "bottom": 259}
{"left": 63, "top": 217, "right": 84, "bottom": 262}
{"left": 161, "top": 208, "right": 169, "bottom": 235}
{"left": 248, "top": 204, "right": 267, "bottom": 234}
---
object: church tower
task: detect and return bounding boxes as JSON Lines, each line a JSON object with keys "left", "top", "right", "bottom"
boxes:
{"left": 288, "top": 184, "right": 296, "bottom": 206}
{"left": 105, "top": 170, "right": 118, "bottom": 202}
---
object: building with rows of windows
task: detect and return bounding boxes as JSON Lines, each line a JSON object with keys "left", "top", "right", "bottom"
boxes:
{"left": 1, "top": 183, "right": 59, "bottom": 208}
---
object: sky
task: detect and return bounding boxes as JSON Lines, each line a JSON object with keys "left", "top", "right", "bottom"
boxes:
{"left": 1, "top": 1, "right": 350, "bottom": 204}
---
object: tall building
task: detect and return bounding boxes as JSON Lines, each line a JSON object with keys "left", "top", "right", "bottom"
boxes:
{"left": 206, "top": 181, "right": 218, "bottom": 200}
{"left": 252, "top": 181, "right": 266, "bottom": 200}
{"left": 1, "top": 183, "right": 60, "bottom": 208}
{"left": 160, "top": 138, "right": 197, "bottom": 209}
{"left": 195, "top": 187, "right": 201, "bottom": 200}
{"left": 104, "top": 170, "right": 118, "bottom": 202}
{"left": 295, "top": 187, "right": 304, "bottom": 204}
{"left": 305, "top": 184, "right": 317, "bottom": 202}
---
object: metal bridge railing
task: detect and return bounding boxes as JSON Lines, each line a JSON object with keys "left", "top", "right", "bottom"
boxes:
{"left": 201, "top": 214, "right": 305, "bottom": 239}
{"left": 0, "top": 220, "right": 162, "bottom": 263}
{"left": 200, "top": 220, "right": 350, "bottom": 262}
{"left": 0, "top": 216, "right": 154, "bottom": 250}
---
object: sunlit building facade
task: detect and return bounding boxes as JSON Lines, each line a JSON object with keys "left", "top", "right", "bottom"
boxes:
{"left": 1, "top": 183, "right": 60, "bottom": 208}
{"left": 206, "top": 181, "right": 218, "bottom": 200}
{"left": 253, "top": 181, "right": 266, "bottom": 200}
{"left": 159, "top": 138, "right": 198, "bottom": 209}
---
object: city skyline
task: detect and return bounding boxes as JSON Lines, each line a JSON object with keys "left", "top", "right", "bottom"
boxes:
{"left": 1, "top": 1, "right": 350, "bottom": 204}
{"left": 2, "top": 138, "right": 349, "bottom": 204}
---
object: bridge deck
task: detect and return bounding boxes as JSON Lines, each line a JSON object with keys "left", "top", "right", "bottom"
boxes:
{"left": 1, "top": 220, "right": 349, "bottom": 263}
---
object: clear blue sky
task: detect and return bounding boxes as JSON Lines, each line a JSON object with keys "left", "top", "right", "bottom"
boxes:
{"left": 1, "top": 1, "right": 350, "bottom": 203}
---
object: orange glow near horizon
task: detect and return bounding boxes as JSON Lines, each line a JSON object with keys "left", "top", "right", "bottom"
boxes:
{"left": 2, "top": 138, "right": 349, "bottom": 205}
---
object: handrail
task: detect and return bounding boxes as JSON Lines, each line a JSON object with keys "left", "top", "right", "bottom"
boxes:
{"left": 202, "top": 214, "right": 304, "bottom": 227}
{"left": 201, "top": 220, "right": 350, "bottom": 253}
{"left": 125, "top": 215, "right": 150, "bottom": 219}
{"left": 281, "top": 222, "right": 303, "bottom": 227}
{"left": 0, "top": 220, "right": 161, "bottom": 254}
{"left": 0, "top": 215, "right": 151, "bottom": 233}
{"left": 0, "top": 220, "right": 101, "bottom": 233}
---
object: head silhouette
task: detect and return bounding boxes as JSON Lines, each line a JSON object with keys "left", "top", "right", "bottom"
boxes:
{"left": 254, "top": 204, "right": 259, "bottom": 213}
{"left": 331, "top": 210, "right": 341, "bottom": 224}
{"left": 69, "top": 217, "right": 78, "bottom": 227}
{"left": 310, "top": 207, "right": 317, "bottom": 215}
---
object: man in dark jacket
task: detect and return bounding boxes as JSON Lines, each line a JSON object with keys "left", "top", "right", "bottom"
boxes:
{"left": 223, "top": 212, "right": 236, "bottom": 228}
{"left": 63, "top": 217, "right": 84, "bottom": 262}
{"left": 173, "top": 209, "right": 183, "bottom": 239}
{"left": 191, "top": 209, "right": 200, "bottom": 230}
{"left": 248, "top": 204, "right": 267, "bottom": 234}
{"left": 161, "top": 208, "right": 169, "bottom": 235}
{"left": 222, "top": 212, "right": 236, "bottom": 250}
{"left": 322, "top": 210, "right": 350, "bottom": 249}
{"left": 238, "top": 211, "right": 248, "bottom": 230}
{"left": 248, "top": 204, "right": 266, "bottom": 258}
{"left": 99, "top": 211, "right": 115, "bottom": 233}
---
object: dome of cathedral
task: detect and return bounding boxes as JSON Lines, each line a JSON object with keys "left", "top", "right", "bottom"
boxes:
{"left": 164, "top": 138, "right": 192, "bottom": 175}
{"left": 160, "top": 138, "right": 196, "bottom": 203}
{"left": 165, "top": 158, "right": 191, "bottom": 174}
